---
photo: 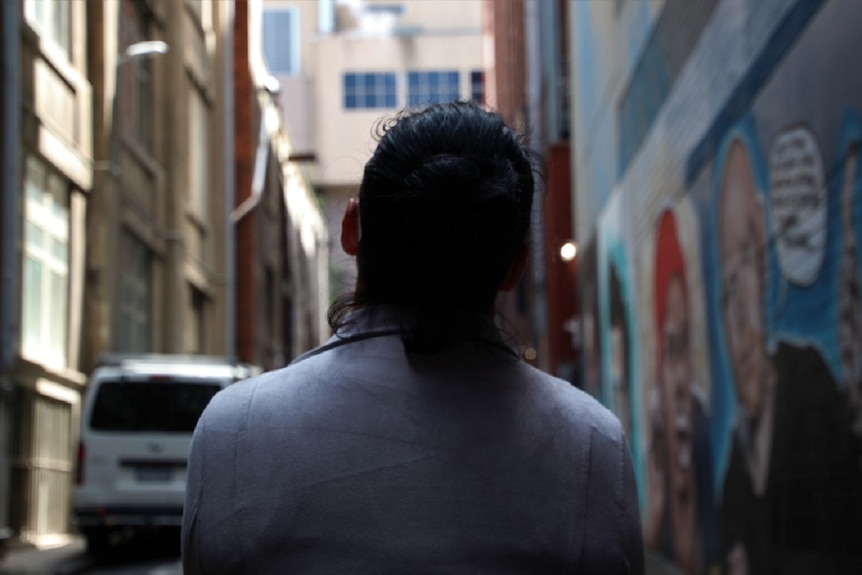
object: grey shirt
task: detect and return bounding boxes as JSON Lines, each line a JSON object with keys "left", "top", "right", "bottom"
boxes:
{"left": 182, "top": 310, "right": 644, "bottom": 574}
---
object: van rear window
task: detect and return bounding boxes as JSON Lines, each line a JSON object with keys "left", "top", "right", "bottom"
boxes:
{"left": 90, "top": 381, "right": 222, "bottom": 432}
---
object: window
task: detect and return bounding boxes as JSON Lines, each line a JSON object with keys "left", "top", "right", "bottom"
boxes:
{"left": 366, "top": 4, "right": 405, "bottom": 16}
{"left": 25, "top": 0, "right": 71, "bottom": 57}
{"left": 344, "top": 72, "right": 397, "bottom": 109}
{"left": 470, "top": 70, "right": 485, "bottom": 104}
{"left": 22, "top": 156, "right": 69, "bottom": 367}
{"left": 120, "top": 0, "right": 155, "bottom": 151}
{"left": 263, "top": 8, "right": 300, "bottom": 75}
{"left": 189, "top": 90, "right": 209, "bottom": 218}
{"left": 90, "top": 381, "right": 221, "bottom": 432}
{"left": 407, "top": 71, "right": 460, "bottom": 107}
{"left": 187, "top": 286, "right": 206, "bottom": 354}
{"left": 118, "top": 231, "right": 151, "bottom": 353}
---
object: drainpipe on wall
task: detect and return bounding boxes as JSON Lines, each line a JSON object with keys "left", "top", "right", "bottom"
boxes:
{"left": 0, "top": 0, "right": 21, "bottom": 547}
{"left": 525, "top": 0, "right": 549, "bottom": 371}
{"left": 224, "top": 0, "right": 236, "bottom": 360}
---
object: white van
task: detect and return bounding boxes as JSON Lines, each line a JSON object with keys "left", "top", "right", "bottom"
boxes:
{"left": 73, "top": 354, "right": 259, "bottom": 554}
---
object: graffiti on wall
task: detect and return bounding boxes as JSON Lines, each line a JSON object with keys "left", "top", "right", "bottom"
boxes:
{"left": 585, "top": 1, "right": 862, "bottom": 573}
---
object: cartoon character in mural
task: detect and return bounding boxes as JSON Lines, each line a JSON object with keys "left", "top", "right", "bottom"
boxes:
{"left": 717, "top": 135, "right": 862, "bottom": 574}
{"left": 646, "top": 209, "right": 718, "bottom": 575}
{"left": 839, "top": 142, "right": 862, "bottom": 438}
{"left": 609, "top": 265, "right": 633, "bottom": 438}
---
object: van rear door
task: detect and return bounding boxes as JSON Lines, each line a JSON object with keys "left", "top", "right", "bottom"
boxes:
{"left": 78, "top": 376, "right": 222, "bottom": 516}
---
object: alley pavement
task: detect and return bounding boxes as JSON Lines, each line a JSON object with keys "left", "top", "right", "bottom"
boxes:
{"left": 1, "top": 536, "right": 682, "bottom": 575}
{"left": 0, "top": 537, "right": 91, "bottom": 575}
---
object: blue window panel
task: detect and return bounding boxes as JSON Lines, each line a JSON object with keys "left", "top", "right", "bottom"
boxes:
{"left": 407, "top": 70, "right": 460, "bottom": 106}
{"left": 344, "top": 71, "right": 396, "bottom": 110}
{"left": 470, "top": 70, "right": 484, "bottom": 103}
{"left": 447, "top": 71, "right": 458, "bottom": 86}
{"left": 263, "top": 9, "right": 299, "bottom": 75}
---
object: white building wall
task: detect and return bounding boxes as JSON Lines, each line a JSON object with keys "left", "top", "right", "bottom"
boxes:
{"left": 314, "top": 33, "right": 486, "bottom": 187}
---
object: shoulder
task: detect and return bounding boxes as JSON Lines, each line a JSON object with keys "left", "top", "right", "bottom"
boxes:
{"left": 516, "top": 362, "right": 625, "bottom": 440}
{"left": 196, "top": 363, "right": 304, "bottom": 431}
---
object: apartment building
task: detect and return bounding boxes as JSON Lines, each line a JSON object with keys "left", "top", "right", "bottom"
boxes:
{"left": 0, "top": 0, "right": 92, "bottom": 544}
{"left": 234, "top": 0, "right": 329, "bottom": 371}
{"left": 0, "top": 0, "right": 328, "bottom": 545}
{"left": 261, "top": 0, "right": 489, "bottom": 301}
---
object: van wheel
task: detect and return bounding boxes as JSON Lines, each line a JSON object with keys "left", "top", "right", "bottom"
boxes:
{"left": 83, "top": 527, "right": 111, "bottom": 556}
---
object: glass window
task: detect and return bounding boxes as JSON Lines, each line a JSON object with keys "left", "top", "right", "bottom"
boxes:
{"left": 343, "top": 72, "right": 397, "bottom": 110}
{"left": 22, "top": 156, "right": 69, "bottom": 367}
{"left": 118, "top": 231, "right": 151, "bottom": 353}
{"left": 263, "top": 8, "right": 300, "bottom": 75}
{"left": 189, "top": 90, "right": 209, "bottom": 218}
{"left": 407, "top": 70, "right": 461, "bottom": 107}
{"left": 186, "top": 285, "right": 207, "bottom": 354}
{"left": 470, "top": 70, "right": 485, "bottom": 104}
{"left": 25, "top": 0, "right": 71, "bottom": 57}
{"left": 90, "top": 381, "right": 222, "bottom": 432}
{"left": 120, "top": 0, "right": 155, "bottom": 151}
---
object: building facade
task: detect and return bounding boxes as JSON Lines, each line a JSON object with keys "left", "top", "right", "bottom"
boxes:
{"left": 0, "top": 0, "right": 328, "bottom": 545}
{"left": 0, "top": 0, "right": 92, "bottom": 545}
{"left": 85, "top": 0, "right": 233, "bottom": 372}
{"left": 260, "top": 0, "right": 489, "bottom": 304}
{"left": 234, "top": 0, "right": 329, "bottom": 371}
{"left": 572, "top": 0, "right": 862, "bottom": 572}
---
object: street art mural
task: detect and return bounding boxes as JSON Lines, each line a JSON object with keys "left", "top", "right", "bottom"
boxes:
{"left": 596, "top": 192, "right": 646, "bottom": 511}
{"left": 579, "top": 241, "right": 601, "bottom": 399}
{"left": 580, "top": 0, "right": 862, "bottom": 573}
{"left": 646, "top": 209, "right": 719, "bottom": 574}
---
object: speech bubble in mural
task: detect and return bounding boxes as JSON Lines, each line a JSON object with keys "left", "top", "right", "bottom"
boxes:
{"left": 768, "top": 126, "right": 827, "bottom": 286}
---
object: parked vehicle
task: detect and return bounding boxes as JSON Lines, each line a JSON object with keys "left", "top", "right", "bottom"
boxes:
{"left": 72, "top": 354, "right": 259, "bottom": 554}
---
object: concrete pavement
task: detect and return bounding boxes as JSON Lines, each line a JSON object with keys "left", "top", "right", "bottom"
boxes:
{"left": 0, "top": 537, "right": 91, "bottom": 575}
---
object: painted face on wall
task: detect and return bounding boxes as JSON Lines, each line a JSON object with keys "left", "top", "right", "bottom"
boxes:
{"left": 719, "top": 140, "right": 769, "bottom": 420}
{"left": 660, "top": 275, "right": 693, "bottom": 496}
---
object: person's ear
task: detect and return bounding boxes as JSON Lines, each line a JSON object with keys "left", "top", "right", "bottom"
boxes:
{"left": 500, "top": 245, "right": 529, "bottom": 292}
{"left": 341, "top": 197, "right": 360, "bottom": 256}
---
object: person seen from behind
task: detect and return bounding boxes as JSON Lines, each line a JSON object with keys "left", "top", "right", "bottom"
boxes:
{"left": 182, "top": 101, "right": 644, "bottom": 574}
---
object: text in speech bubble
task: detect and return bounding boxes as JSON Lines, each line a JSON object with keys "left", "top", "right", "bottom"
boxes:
{"left": 768, "top": 126, "right": 827, "bottom": 286}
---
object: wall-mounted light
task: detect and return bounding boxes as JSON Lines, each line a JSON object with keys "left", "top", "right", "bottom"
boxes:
{"left": 560, "top": 240, "right": 577, "bottom": 262}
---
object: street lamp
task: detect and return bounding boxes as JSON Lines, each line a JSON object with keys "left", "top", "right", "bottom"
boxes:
{"left": 94, "top": 41, "right": 169, "bottom": 175}
{"left": 96, "top": 39, "right": 168, "bottom": 357}
{"left": 119, "top": 40, "right": 168, "bottom": 64}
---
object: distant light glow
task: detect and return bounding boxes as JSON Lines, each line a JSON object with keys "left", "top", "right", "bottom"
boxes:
{"left": 560, "top": 241, "right": 578, "bottom": 262}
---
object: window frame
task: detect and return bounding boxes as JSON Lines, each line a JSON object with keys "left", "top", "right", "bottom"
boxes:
{"left": 343, "top": 72, "right": 397, "bottom": 110}
{"left": 120, "top": 0, "right": 156, "bottom": 152}
{"left": 188, "top": 86, "right": 210, "bottom": 220}
{"left": 22, "top": 155, "right": 70, "bottom": 368}
{"left": 24, "top": 0, "right": 72, "bottom": 58}
{"left": 118, "top": 231, "right": 152, "bottom": 353}
{"left": 407, "top": 70, "right": 460, "bottom": 107}
{"left": 470, "top": 70, "right": 485, "bottom": 105}
{"left": 262, "top": 7, "right": 301, "bottom": 76}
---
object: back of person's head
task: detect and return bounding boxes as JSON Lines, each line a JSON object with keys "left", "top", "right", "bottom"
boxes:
{"left": 333, "top": 101, "right": 536, "bottom": 353}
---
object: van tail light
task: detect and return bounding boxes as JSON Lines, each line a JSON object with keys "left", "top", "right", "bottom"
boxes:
{"left": 75, "top": 442, "right": 85, "bottom": 485}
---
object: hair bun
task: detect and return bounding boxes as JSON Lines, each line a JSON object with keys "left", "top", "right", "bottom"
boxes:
{"left": 405, "top": 153, "right": 519, "bottom": 203}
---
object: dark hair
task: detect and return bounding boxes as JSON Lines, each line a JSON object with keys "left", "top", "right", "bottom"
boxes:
{"left": 329, "top": 101, "right": 536, "bottom": 353}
